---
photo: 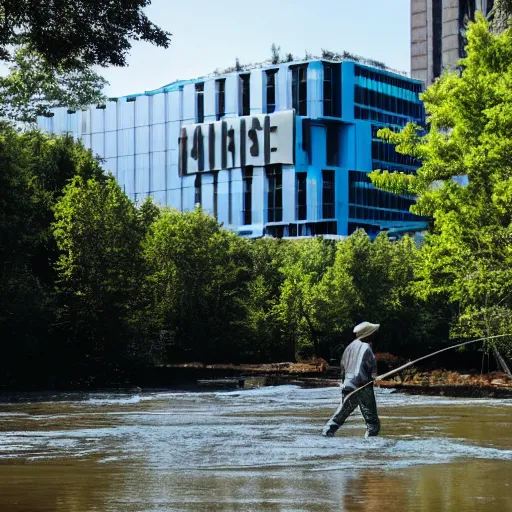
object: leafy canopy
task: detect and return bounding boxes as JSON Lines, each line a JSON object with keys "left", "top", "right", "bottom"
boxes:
{"left": 0, "top": 0, "right": 171, "bottom": 68}
{"left": 370, "top": 15, "right": 512, "bottom": 353}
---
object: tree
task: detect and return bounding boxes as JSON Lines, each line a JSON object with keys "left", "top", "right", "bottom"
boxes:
{"left": 0, "top": 0, "right": 171, "bottom": 68}
{"left": 52, "top": 175, "right": 146, "bottom": 379}
{"left": 276, "top": 238, "right": 335, "bottom": 359}
{"left": 370, "top": 15, "right": 512, "bottom": 359}
{"left": 315, "top": 231, "right": 443, "bottom": 359}
{"left": 142, "top": 208, "right": 252, "bottom": 362}
{"left": 240, "top": 238, "right": 290, "bottom": 362}
{"left": 0, "top": 125, "right": 111, "bottom": 385}
{"left": 0, "top": 46, "right": 108, "bottom": 122}
{"left": 271, "top": 43, "right": 281, "bottom": 65}
{"left": 491, "top": 0, "right": 512, "bottom": 33}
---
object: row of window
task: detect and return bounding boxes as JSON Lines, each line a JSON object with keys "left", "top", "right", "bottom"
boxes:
{"left": 355, "top": 106, "right": 412, "bottom": 127}
{"left": 242, "top": 166, "right": 336, "bottom": 225}
{"left": 349, "top": 205, "right": 420, "bottom": 223}
{"left": 354, "top": 65, "right": 423, "bottom": 94}
{"left": 194, "top": 62, "right": 342, "bottom": 123}
{"left": 372, "top": 140, "right": 420, "bottom": 168}
{"left": 354, "top": 86, "right": 423, "bottom": 119}
{"left": 349, "top": 170, "right": 416, "bottom": 215}
{"left": 266, "top": 221, "right": 337, "bottom": 238}
{"left": 371, "top": 162, "right": 417, "bottom": 175}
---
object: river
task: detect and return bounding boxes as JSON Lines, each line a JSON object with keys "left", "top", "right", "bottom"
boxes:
{"left": 0, "top": 385, "right": 511, "bottom": 511}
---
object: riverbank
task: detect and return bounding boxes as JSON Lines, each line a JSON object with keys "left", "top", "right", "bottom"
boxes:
{"left": 160, "top": 361, "right": 512, "bottom": 398}
{"left": 2, "top": 360, "right": 511, "bottom": 398}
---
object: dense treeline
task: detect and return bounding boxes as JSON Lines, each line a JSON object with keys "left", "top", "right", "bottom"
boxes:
{"left": 0, "top": 122, "right": 453, "bottom": 387}
{"left": 3, "top": 16, "right": 512, "bottom": 388}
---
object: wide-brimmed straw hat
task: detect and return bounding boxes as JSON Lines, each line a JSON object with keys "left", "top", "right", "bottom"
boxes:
{"left": 353, "top": 321, "right": 380, "bottom": 340}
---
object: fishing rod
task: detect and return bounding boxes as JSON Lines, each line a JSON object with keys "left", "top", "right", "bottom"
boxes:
{"left": 341, "top": 333, "right": 512, "bottom": 403}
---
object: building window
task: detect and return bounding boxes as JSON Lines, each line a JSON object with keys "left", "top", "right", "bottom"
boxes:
{"left": 216, "top": 79, "right": 225, "bottom": 121}
{"left": 228, "top": 174, "right": 232, "bottom": 224}
{"left": 322, "top": 170, "right": 335, "bottom": 219}
{"left": 432, "top": 0, "right": 442, "bottom": 77}
{"left": 323, "top": 64, "right": 333, "bottom": 116}
{"left": 195, "top": 83, "right": 204, "bottom": 123}
{"left": 194, "top": 173, "right": 202, "bottom": 206}
{"left": 266, "top": 69, "right": 277, "bottom": 113}
{"left": 213, "top": 172, "right": 218, "bottom": 218}
{"left": 326, "top": 124, "right": 340, "bottom": 166}
{"left": 297, "top": 172, "right": 307, "bottom": 220}
{"left": 267, "top": 165, "right": 283, "bottom": 222}
{"left": 240, "top": 73, "right": 250, "bottom": 116}
{"left": 291, "top": 64, "right": 308, "bottom": 116}
{"left": 243, "top": 167, "right": 253, "bottom": 225}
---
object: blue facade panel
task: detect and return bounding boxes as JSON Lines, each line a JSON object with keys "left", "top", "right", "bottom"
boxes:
{"left": 38, "top": 59, "right": 428, "bottom": 239}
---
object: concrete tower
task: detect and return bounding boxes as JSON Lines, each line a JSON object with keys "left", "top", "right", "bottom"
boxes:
{"left": 411, "top": 0, "right": 494, "bottom": 85}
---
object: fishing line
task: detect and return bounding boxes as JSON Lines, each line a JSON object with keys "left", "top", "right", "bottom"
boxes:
{"left": 341, "top": 333, "right": 512, "bottom": 403}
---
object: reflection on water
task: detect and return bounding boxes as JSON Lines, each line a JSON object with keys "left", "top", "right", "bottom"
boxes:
{"left": 0, "top": 387, "right": 511, "bottom": 511}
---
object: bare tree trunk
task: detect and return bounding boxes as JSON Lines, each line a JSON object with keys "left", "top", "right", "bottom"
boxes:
{"left": 492, "top": 0, "right": 512, "bottom": 34}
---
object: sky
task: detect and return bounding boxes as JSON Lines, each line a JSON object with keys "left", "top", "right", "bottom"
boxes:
{"left": 97, "top": 0, "right": 412, "bottom": 98}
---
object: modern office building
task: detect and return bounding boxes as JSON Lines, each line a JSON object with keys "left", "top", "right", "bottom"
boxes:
{"left": 37, "top": 59, "right": 427, "bottom": 238}
{"left": 411, "top": 0, "right": 494, "bottom": 85}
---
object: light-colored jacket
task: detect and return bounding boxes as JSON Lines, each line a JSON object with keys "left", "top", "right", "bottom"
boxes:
{"left": 340, "top": 339, "right": 377, "bottom": 390}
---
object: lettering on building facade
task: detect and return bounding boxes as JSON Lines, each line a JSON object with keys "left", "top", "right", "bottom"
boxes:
{"left": 178, "top": 110, "right": 295, "bottom": 175}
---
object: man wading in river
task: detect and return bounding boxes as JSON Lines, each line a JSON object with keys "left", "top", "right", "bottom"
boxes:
{"left": 322, "top": 321, "right": 381, "bottom": 438}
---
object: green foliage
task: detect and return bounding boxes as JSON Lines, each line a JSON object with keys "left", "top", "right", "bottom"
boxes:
{"left": 370, "top": 15, "right": 512, "bottom": 356}
{"left": 0, "top": 46, "right": 108, "bottom": 122}
{"left": 316, "top": 231, "right": 444, "bottom": 358}
{"left": 0, "top": 124, "right": 111, "bottom": 383}
{"left": 142, "top": 208, "right": 252, "bottom": 362}
{"left": 0, "top": 0, "right": 171, "bottom": 68}
{"left": 275, "top": 238, "right": 336, "bottom": 359}
{"left": 271, "top": 44, "right": 281, "bottom": 65}
{"left": 52, "top": 175, "right": 146, "bottom": 375}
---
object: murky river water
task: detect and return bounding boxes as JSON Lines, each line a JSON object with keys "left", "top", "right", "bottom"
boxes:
{"left": 0, "top": 385, "right": 511, "bottom": 511}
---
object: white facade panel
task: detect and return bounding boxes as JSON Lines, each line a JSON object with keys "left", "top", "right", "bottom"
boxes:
{"left": 151, "top": 152, "right": 167, "bottom": 194}
{"left": 105, "top": 102, "right": 118, "bottom": 132}
{"left": 151, "top": 123, "right": 166, "bottom": 152}
{"left": 181, "top": 175, "right": 196, "bottom": 211}
{"left": 167, "top": 188, "right": 181, "bottom": 210}
{"left": 118, "top": 155, "right": 135, "bottom": 198}
{"left": 135, "top": 96, "right": 150, "bottom": 127}
{"left": 91, "top": 133, "right": 105, "bottom": 158}
{"left": 201, "top": 173, "right": 214, "bottom": 215}
{"left": 105, "top": 131, "right": 117, "bottom": 159}
{"left": 168, "top": 121, "right": 180, "bottom": 151}
{"left": 135, "top": 153, "right": 150, "bottom": 197}
{"left": 119, "top": 100, "right": 135, "bottom": 129}
{"left": 167, "top": 90, "right": 181, "bottom": 122}
{"left": 91, "top": 108, "right": 105, "bottom": 133}
{"left": 153, "top": 191, "right": 166, "bottom": 206}
{"left": 169, "top": 163, "right": 180, "bottom": 189}
{"left": 118, "top": 128, "right": 135, "bottom": 157}
{"left": 151, "top": 93, "right": 166, "bottom": 124}
{"left": 103, "top": 157, "right": 117, "bottom": 178}
{"left": 135, "top": 126, "right": 150, "bottom": 154}
{"left": 169, "top": 149, "right": 179, "bottom": 166}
